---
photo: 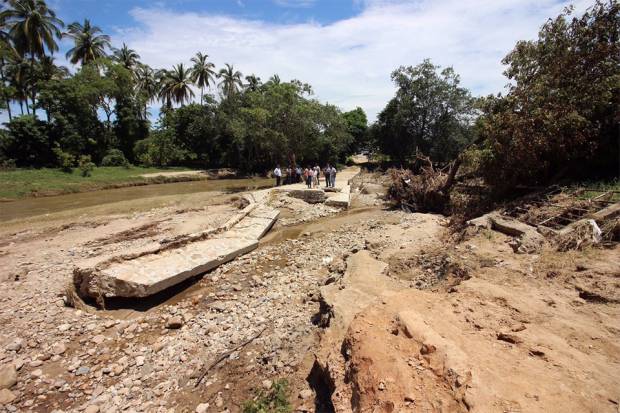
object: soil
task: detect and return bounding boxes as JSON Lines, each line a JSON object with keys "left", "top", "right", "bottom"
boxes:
{"left": 0, "top": 170, "right": 618, "bottom": 413}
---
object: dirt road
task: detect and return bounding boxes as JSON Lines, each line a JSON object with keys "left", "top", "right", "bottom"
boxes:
{"left": 0, "top": 172, "right": 618, "bottom": 412}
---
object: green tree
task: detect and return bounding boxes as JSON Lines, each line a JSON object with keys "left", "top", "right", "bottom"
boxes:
{"left": 190, "top": 52, "right": 215, "bottom": 104}
{"left": 159, "top": 63, "right": 195, "bottom": 107}
{"left": 476, "top": 0, "right": 620, "bottom": 192}
{"left": 244, "top": 74, "right": 261, "bottom": 92}
{"left": 1, "top": 115, "right": 52, "bottom": 166}
{"left": 343, "top": 107, "right": 368, "bottom": 152}
{"left": 1, "top": 0, "right": 64, "bottom": 117}
{"left": 374, "top": 60, "right": 475, "bottom": 164}
{"left": 112, "top": 43, "right": 140, "bottom": 70}
{"left": 63, "top": 19, "right": 110, "bottom": 66}
{"left": 135, "top": 63, "right": 158, "bottom": 118}
{"left": 218, "top": 63, "right": 243, "bottom": 100}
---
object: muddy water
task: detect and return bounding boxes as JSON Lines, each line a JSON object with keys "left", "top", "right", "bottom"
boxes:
{"left": 0, "top": 177, "right": 272, "bottom": 222}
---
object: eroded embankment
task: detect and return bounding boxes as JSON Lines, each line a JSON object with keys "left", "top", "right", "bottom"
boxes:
{"left": 308, "top": 212, "right": 620, "bottom": 413}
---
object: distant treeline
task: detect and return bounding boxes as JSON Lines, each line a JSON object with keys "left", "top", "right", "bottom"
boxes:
{"left": 0, "top": 0, "right": 367, "bottom": 172}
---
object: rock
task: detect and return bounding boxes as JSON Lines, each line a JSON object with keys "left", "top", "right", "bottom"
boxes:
{"left": 166, "top": 317, "right": 183, "bottom": 329}
{"left": 195, "top": 403, "right": 209, "bottom": 413}
{"left": 84, "top": 405, "right": 100, "bottom": 413}
{"left": 214, "top": 394, "right": 224, "bottom": 408}
{"left": 261, "top": 379, "right": 272, "bottom": 390}
{"left": 75, "top": 366, "right": 90, "bottom": 376}
{"left": 135, "top": 356, "right": 145, "bottom": 367}
{"left": 91, "top": 335, "right": 105, "bottom": 345}
{"left": 30, "top": 369, "right": 43, "bottom": 378}
{"left": 299, "top": 389, "right": 313, "bottom": 400}
{"left": 6, "top": 339, "right": 22, "bottom": 352}
{"left": 497, "top": 332, "right": 523, "bottom": 345}
{"left": 57, "top": 324, "right": 71, "bottom": 332}
{"left": 51, "top": 342, "right": 66, "bottom": 355}
{"left": 0, "top": 364, "right": 17, "bottom": 389}
{"left": 0, "top": 389, "right": 16, "bottom": 405}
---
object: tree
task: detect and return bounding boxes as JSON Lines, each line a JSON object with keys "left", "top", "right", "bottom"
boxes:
{"left": 112, "top": 43, "right": 140, "bottom": 70}
{"left": 244, "top": 74, "right": 261, "bottom": 92}
{"left": 135, "top": 63, "right": 158, "bottom": 118}
{"left": 1, "top": 115, "right": 52, "bottom": 166}
{"left": 159, "top": 63, "right": 195, "bottom": 107}
{"left": 374, "top": 60, "right": 475, "bottom": 164}
{"left": 1, "top": 0, "right": 64, "bottom": 117}
{"left": 476, "top": 0, "right": 620, "bottom": 192}
{"left": 218, "top": 63, "right": 243, "bottom": 99}
{"left": 63, "top": 19, "right": 110, "bottom": 65}
{"left": 343, "top": 107, "right": 368, "bottom": 152}
{"left": 190, "top": 52, "right": 215, "bottom": 104}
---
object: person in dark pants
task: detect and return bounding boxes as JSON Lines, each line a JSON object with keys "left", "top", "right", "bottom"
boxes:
{"left": 274, "top": 165, "right": 282, "bottom": 186}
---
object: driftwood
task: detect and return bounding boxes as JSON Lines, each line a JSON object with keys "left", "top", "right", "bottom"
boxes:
{"left": 194, "top": 326, "right": 267, "bottom": 387}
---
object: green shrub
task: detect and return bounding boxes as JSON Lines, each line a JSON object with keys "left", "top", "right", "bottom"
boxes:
{"left": 53, "top": 147, "right": 75, "bottom": 173}
{"left": 78, "top": 155, "right": 95, "bottom": 177}
{"left": 345, "top": 155, "right": 355, "bottom": 166}
{"left": 242, "top": 379, "right": 292, "bottom": 413}
{"left": 101, "top": 149, "right": 129, "bottom": 167}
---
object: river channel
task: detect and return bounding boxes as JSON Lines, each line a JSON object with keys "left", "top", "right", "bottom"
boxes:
{"left": 0, "top": 177, "right": 272, "bottom": 222}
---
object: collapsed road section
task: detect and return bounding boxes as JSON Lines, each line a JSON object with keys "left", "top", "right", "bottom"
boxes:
{"left": 73, "top": 191, "right": 279, "bottom": 300}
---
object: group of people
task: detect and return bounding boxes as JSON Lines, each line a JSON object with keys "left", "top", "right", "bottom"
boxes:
{"left": 273, "top": 164, "right": 337, "bottom": 189}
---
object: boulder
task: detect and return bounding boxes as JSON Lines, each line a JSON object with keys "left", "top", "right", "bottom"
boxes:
{"left": 0, "top": 364, "right": 17, "bottom": 389}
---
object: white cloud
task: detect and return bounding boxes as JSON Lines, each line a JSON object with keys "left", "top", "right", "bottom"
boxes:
{"left": 116, "top": 0, "right": 592, "bottom": 121}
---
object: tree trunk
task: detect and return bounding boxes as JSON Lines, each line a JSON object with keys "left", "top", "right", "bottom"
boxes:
{"left": 30, "top": 53, "right": 37, "bottom": 118}
{"left": 0, "top": 58, "right": 12, "bottom": 121}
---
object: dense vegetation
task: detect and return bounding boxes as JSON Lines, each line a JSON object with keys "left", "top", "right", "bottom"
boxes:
{"left": 0, "top": 0, "right": 363, "bottom": 173}
{"left": 377, "top": 0, "right": 618, "bottom": 206}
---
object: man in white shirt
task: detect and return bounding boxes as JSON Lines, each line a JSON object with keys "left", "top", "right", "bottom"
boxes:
{"left": 274, "top": 165, "right": 282, "bottom": 186}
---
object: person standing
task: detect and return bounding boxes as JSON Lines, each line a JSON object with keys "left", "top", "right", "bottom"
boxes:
{"left": 305, "top": 167, "right": 312, "bottom": 189}
{"left": 296, "top": 166, "right": 302, "bottom": 183}
{"left": 274, "top": 165, "right": 282, "bottom": 186}
{"left": 324, "top": 164, "right": 331, "bottom": 187}
{"left": 330, "top": 165, "right": 337, "bottom": 188}
{"left": 313, "top": 165, "right": 320, "bottom": 187}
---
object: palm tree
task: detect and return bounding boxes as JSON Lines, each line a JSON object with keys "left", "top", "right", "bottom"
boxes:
{"left": 6, "top": 54, "right": 31, "bottom": 115}
{"left": 63, "top": 19, "right": 110, "bottom": 66}
{"left": 135, "top": 63, "right": 158, "bottom": 118}
{"left": 37, "top": 55, "right": 68, "bottom": 80}
{"left": 158, "top": 64, "right": 194, "bottom": 107}
{"left": 112, "top": 43, "right": 140, "bottom": 70}
{"left": 1, "top": 0, "right": 64, "bottom": 116}
{"left": 217, "top": 63, "right": 242, "bottom": 100}
{"left": 0, "top": 25, "right": 18, "bottom": 121}
{"left": 189, "top": 52, "right": 215, "bottom": 104}
{"left": 244, "top": 74, "right": 261, "bottom": 92}
{"left": 268, "top": 74, "right": 281, "bottom": 85}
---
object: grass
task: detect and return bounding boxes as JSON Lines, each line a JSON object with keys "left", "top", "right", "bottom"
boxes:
{"left": 242, "top": 379, "right": 292, "bottom": 413}
{"left": 0, "top": 166, "right": 195, "bottom": 200}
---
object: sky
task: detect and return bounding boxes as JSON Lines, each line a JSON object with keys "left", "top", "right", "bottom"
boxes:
{"left": 19, "top": 0, "right": 594, "bottom": 121}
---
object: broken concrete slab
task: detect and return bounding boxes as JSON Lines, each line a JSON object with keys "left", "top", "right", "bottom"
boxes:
{"left": 74, "top": 199, "right": 279, "bottom": 300}
{"left": 325, "top": 192, "right": 350, "bottom": 208}
{"left": 224, "top": 205, "right": 279, "bottom": 240}
{"left": 288, "top": 189, "right": 326, "bottom": 204}
{"left": 76, "top": 237, "right": 258, "bottom": 298}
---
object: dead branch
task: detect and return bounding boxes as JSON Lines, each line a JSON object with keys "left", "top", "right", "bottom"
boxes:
{"left": 194, "top": 326, "right": 267, "bottom": 387}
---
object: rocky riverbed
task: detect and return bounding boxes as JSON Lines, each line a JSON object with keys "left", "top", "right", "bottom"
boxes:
{"left": 1, "top": 171, "right": 618, "bottom": 413}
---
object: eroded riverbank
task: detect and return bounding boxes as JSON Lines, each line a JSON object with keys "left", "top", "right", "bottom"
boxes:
{"left": 0, "top": 169, "right": 618, "bottom": 413}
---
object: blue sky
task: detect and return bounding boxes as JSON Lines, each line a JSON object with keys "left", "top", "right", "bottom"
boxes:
{"left": 13, "top": 0, "right": 594, "bottom": 120}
